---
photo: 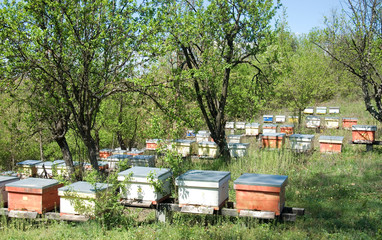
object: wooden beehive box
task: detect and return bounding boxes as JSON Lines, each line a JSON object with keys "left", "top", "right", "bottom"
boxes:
{"left": 316, "top": 107, "right": 327, "bottom": 115}
{"left": 58, "top": 181, "right": 109, "bottom": 216}
{"left": 176, "top": 170, "right": 231, "bottom": 209}
{"left": 234, "top": 173, "right": 288, "bottom": 216}
{"left": 36, "top": 160, "right": 65, "bottom": 178}
{"left": 262, "top": 124, "right": 277, "bottom": 134}
{"left": 99, "top": 149, "right": 113, "bottom": 159}
{"left": 106, "top": 155, "right": 132, "bottom": 170}
{"left": 280, "top": 124, "right": 294, "bottom": 136}
{"left": 225, "top": 122, "right": 234, "bottom": 129}
{"left": 131, "top": 155, "right": 156, "bottom": 167}
{"left": 146, "top": 139, "right": 161, "bottom": 150}
{"left": 17, "top": 160, "right": 42, "bottom": 178}
{"left": 126, "top": 149, "right": 145, "bottom": 156}
{"left": 235, "top": 122, "right": 246, "bottom": 130}
{"left": 83, "top": 161, "right": 109, "bottom": 171}
{"left": 118, "top": 167, "right": 172, "bottom": 204}
{"left": 329, "top": 107, "right": 340, "bottom": 114}
{"left": 261, "top": 133, "right": 286, "bottom": 149}
{"left": 319, "top": 136, "right": 344, "bottom": 153}
{"left": 198, "top": 141, "right": 218, "bottom": 158}
{"left": 352, "top": 125, "right": 377, "bottom": 143}
{"left": 275, "top": 115, "right": 286, "bottom": 123}
{"left": 55, "top": 162, "right": 82, "bottom": 177}
{"left": 172, "top": 139, "right": 196, "bottom": 157}
{"left": 245, "top": 123, "right": 260, "bottom": 136}
{"left": 343, "top": 118, "right": 358, "bottom": 130}
{"left": 196, "top": 131, "right": 211, "bottom": 143}
{"left": 324, "top": 117, "right": 340, "bottom": 129}
{"left": 228, "top": 143, "right": 249, "bottom": 158}
{"left": 227, "top": 135, "right": 242, "bottom": 144}
{"left": 6, "top": 178, "right": 62, "bottom": 214}
{"left": 0, "top": 176, "right": 19, "bottom": 207}
{"left": 303, "top": 107, "right": 314, "bottom": 115}
{"left": 306, "top": 116, "right": 321, "bottom": 128}
{"left": 263, "top": 115, "right": 274, "bottom": 123}
{"left": 289, "top": 134, "right": 315, "bottom": 153}
{"left": 288, "top": 116, "right": 299, "bottom": 124}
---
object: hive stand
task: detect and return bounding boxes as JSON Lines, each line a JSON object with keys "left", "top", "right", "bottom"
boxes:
{"left": 349, "top": 140, "right": 382, "bottom": 152}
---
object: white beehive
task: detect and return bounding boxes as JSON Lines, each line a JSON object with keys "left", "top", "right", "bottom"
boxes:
{"left": 245, "top": 123, "right": 260, "bottom": 136}
{"left": 275, "top": 115, "right": 286, "bottom": 123}
{"left": 130, "top": 155, "right": 156, "bottom": 167}
{"left": 316, "top": 107, "right": 327, "bottom": 115}
{"left": 55, "top": 162, "right": 82, "bottom": 177}
{"left": 225, "top": 122, "right": 234, "bottom": 129}
{"left": 235, "top": 122, "right": 246, "bottom": 130}
{"left": 227, "top": 135, "right": 242, "bottom": 144}
{"left": 36, "top": 160, "right": 65, "bottom": 178}
{"left": 196, "top": 131, "right": 211, "bottom": 143}
{"left": 304, "top": 107, "right": 314, "bottom": 114}
{"left": 306, "top": 116, "right": 321, "bottom": 128}
{"left": 172, "top": 139, "right": 196, "bottom": 157}
{"left": 329, "top": 107, "right": 340, "bottom": 114}
{"left": 324, "top": 117, "right": 340, "bottom": 129}
{"left": 118, "top": 167, "right": 172, "bottom": 203}
{"left": 228, "top": 143, "right": 250, "bottom": 158}
{"left": 58, "top": 181, "right": 109, "bottom": 216}
{"left": 263, "top": 124, "right": 277, "bottom": 134}
{"left": 106, "top": 155, "right": 132, "bottom": 170}
{"left": 0, "top": 176, "right": 19, "bottom": 206}
{"left": 289, "top": 134, "right": 315, "bottom": 153}
{"left": 176, "top": 170, "right": 231, "bottom": 209}
{"left": 16, "top": 160, "right": 42, "bottom": 177}
{"left": 198, "top": 141, "right": 218, "bottom": 158}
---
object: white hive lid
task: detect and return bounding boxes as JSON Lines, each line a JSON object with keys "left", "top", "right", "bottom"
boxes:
{"left": 234, "top": 173, "right": 288, "bottom": 187}
{"left": 176, "top": 170, "right": 230, "bottom": 183}
{"left": 58, "top": 181, "right": 109, "bottom": 194}
{"left": 289, "top": 134, "right": 315, "bottom": 141}
{"left": 118, "top": 166, "right": 171, "bottom": 179}
{"left": 352, "top": 125, "right": 377, "bottom": 131}
{"left": 319, "top": 136, "right": 344, "bottom": 143}
{"left": 16, "top": 160, "right": 42, "bottom": 166}
{"left": 6, "top": 178, "right": 60, "bottom": 189}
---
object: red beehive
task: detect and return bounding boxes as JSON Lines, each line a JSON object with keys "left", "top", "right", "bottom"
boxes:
{"left": 261, "top": 133, "right": 286, "bottom": 149}
{"left": 342, "top": 118, "right": 358, "bottom": 130}
{"left": 99, "top": 149, "right": 113, "bottom": 159}
{"left": 352, "top": 125, "right": 377, "bottom": 144}
{"left": 234, "top": 173, "right": 288, "bottom": 215}
{"left": 146, "top": 139, "right": 160, "bottom": 150}
{"left": 6, "top": 178, "right": 62, "bottom": 214}
{"left": 319, "top": 136, "right": 344, "bottom": 153}
{"left": 280, "top": 124, "right": 294, "bottom": 136}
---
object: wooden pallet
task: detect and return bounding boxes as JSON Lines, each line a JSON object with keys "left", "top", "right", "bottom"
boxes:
{"left": 0, "top": 208, "right": 89, "bottom": 222}
{"left": 349, "top": 140, "right": 382, "bottom": 151}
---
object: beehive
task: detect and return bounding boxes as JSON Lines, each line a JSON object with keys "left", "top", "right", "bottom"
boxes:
{"left": 130, "top": 155, "right": 156, "bottom": 167}
{"left": 225, "top": 122, "right": 234, "bottom": 129}
{"left": 99, "top": 149, "right": 113, "bottom": 159}
{"left": 319, "top": 136, "right": 344, "bottom": 153}
{"left": 234, "top": 173, "right": 288, "bottom": 216}
{"left": 83, "top": 161, "right": 109, "bottom": 171}
{"left": 343, "top": 118, "right": 358, "bottom": 130}
{"left": 227, "top": 135, "right": 242, "bottom": 144}
{"left": 146, "top": 139, "right": 161, "bottom": 150}
{"left": 112, "top": 149, "right": 128, "bottom": 155}
{"left": 55, "top": 162, "right": 82, "bottom": 177}
{"left": 262, "top": 124, "right": 277, "bottom": 134}
{"left": 186, "top": 130, "right": 196, "bottom": 137}
{"left": 228, "top": 143, "right": 249, "bottom": 158}
{"left": 275, "top": 115, "right": 286, "bottom": 123}
{"left": 172, "top": 139, "right": 196, "bottom": 157}
{"left": 16, "top": 160, "right": 42, "bottom": 177}
{"left": 0, "top": 176, "right": 19, "bottom": 206}
{"left": 196, "top": 131, "right": 211, "bottom": 143}
{"left": 58, "top": 181, "right": 109, "bottom": 216}
{"left": 198, "top": 141, "right": 218, "bottom": 158}
{"left": 303, "top": 107, "right": 314, "bottom": 114}
{"left": 329, "top": 107, "right": 340, "bottom": 114}
{"left": 118, "top": 167, "right": 172, "bottom": 204}
{"left": 324, "top": 117, "right": 340, "bottom": 129}
{"left": 263, "top": 115, "right": 273, "bottom": 123}
{"left": 245, "top": 123, "right": 260, "bottom": 136}
{"left": 306, "top": 116, "right": 321, "bottom": 128}
{"left": 316, "top": 107, "right": 327, "bottom": 115}
{"left": 280, "top": 124, "right": 294, "bottom": 136}
{"left": 261, "top": 133, "right": 286, "bottom": 149}
{"left": 36, "top": 160, "right": 65, "bottom": 178}
{"left": 352, "top": 125, "right": 377, "bottom": 143}
{"left": 235, "top": 122, "right": 246, "bottom": 130}
{"left": 106, "top": 155, "right": 132, "bottom": 170}
{"left": 6, "top": 178, "right": 62, "bottom": 214}
{"left": 176, "top": 170, "right": 230, "bottom": 209}
{"left": 126, "top": 149, "right": 145, "bottom": 156}
{"left": 288, "top": 116, "right": 299, "bottom": 124}
{"left": 289, "top": 134, "right": 315, "bottom": 153}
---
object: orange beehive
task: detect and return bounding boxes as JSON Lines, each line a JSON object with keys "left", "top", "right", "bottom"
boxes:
{"left": 234, "top": 173, "right": 288, "bottom": 215}
{"left": 6, "top": 178, "right": 62, "bottom": 214}
{"left": 319, "top": 136, "right": 344, "bottom": 153}
{"left": 99, "top": 149, "right": 113, "bottom": 159}
{"left": 261, "top": 133, "right": 286, "bottom": 149}
{"left": 352, "top": 125, "right": 377, "bottom": 144}
{"left": 343, "top": 118, "right": 358, "bottom": 130}
{"left": 146, "top": 139, "right": 161, "bottom": 150}
{"left": 280, "top": 124, "right": 294, "bottom": 136}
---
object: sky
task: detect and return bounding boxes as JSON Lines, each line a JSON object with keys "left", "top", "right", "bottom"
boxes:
{"left": 280, "top": 0, "right": 344, "bottom": 34}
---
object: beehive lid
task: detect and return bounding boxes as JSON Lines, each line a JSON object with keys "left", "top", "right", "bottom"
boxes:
{"left": 56, "top": 161, "right": 82, "bottom": 169}
{"left": 343, "top": 117, "right": 358, "bottom": 120}
{"left": 6, "top": 178, "right": 59, "bottom": 189}
{"left": 197, "top": 130, "right": 210, "bottom": 134}
{"left": 319, "top": 136, "right": 344, "bottom": 143}
{"left": 84, "top": 161, "right": 109, "bottom": 167}
{"left": 127, "top": 150, "right": 144, "bottom": 155}
{"left": 235, "top": 122, "right": 245, "bottom": 126}
{"left": 113, "top": 150, "right": 128, "bottom": 155}
{"left": 176, "top": 170, "right": 230, "bottom": 183}
{"left": 275, "top": 115, "right": 286, "bottom": 118}
{"left": 198, "top": 141, "right": 217, "bottom": 147}
{"left": 173, "top": 139, "right": 195, "bottom": 144}
{"left": 325, "top": 117, "right": 340, "bottom": 120}
{"left": 234, "top": 173, "right": 288, "bottom": 187}
{"left": 132, "top": 155, "right": 155, "bottom": 160}
{"left": 228, "top": 143, "right": 249, "bottom": 149}
{"left": 99, "top": 148, "right": 113, "bottom": 152}
{"left": 289, "top": 134, "right": 315, "bottom": 141}
{"left": 36, "top": 160, "right": 65, "bottom": 168}
{"left": 263, "top": 124, "right": 277, "bottom": 128}
{"left": 245, "top": 123, "right": 260, "bottom": 127}
{"left": 263, "top": 115, "right": 273, "bottom": 118}
{"left": 352, "top": 125, "right": 377, "bottom": 131}
{"left": 58, "top": 181, "right": 109, "bottom": 194}
{"left": 0, "top": 171, "right": 18, "bottom": 177}
{"left": 146, "top": 139, "right": 161, "bottom": 143}
{"left": 118, "top": 167, "right": 171, "bottom": 179}
{"left": 107, "top": 154, "right": 132, "bottom": 160}
{"left": 280, "top": 124, "right": 294, "bottom": 128}
{"left": 262, "top": 133, "right": 285, "bottom": 137}
{"left": 329, "top": 107, "right": 340, "bottom": 110}
{"left": 0, "top": 176, "right": 19, "bottom": 183}
{"left": 228, "top": 135, "right": 242, "bottom": 139}
{"left": 316, "top": 107, "right": 327, "bottom": 110}
{"left": 306, "top": 116, "right": 320, "bottom": 120}
{"left": 16, "top": 160, "right": 42, "bottom": 166}
{"left": 305, "top": 107, "right": 314, "bottom": 110}
{"left": 225, "top": 122, "right": 234, "bottom": 127}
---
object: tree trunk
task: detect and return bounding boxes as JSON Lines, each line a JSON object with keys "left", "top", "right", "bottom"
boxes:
{"left": 117, "top": 96, "right": 127, "bottom": 150}
{"left": 82, "top": 132, "right": 99, "bottom": 171}
{"left": 55, "top": 136, "right": 75, "bottom": 181}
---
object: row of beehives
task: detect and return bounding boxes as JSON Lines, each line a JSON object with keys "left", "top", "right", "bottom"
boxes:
{"left": 303, "top": 106, "right": 340, "bottom": 115}
{"left": 0, "top": 167, "right": 288, "bottom": 216}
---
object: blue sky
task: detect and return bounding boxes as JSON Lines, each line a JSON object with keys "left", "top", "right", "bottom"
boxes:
{"left": 279, "top": 0, "right": 344, "bottom": 34}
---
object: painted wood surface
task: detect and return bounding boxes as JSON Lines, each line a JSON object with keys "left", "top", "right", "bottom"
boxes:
{"left": 342, "top": 118, "right": 358, "bottom": 130}
{"left": 352, "top": 125, "right": 377, "bottom": 143}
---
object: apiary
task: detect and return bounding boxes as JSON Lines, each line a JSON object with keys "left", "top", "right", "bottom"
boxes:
{"left": 227, "top": 135, "right": 242, "bottom": 144}
{"left": 146, "top": 139, "right": 161, "bottom": 150}
{"left": 235, "top": 122, "right": 246, "bottom": 130}
{"left": 324, "top": 117, "right": 340, "bottom": 129}
{"left": 36, "top": 160, "right": 65, "bottom": 178}
{"left": 352, "top": 125, "right": 377, "bottom": 143}
{"left": 118, "top": 167, "right": 172, "bottom": 204}
{"left": 225, "top": 122, "right": 234, "bottom": 129}
{"left": 234, "top": 173, "right": 288, "bottom": 216}
{"left": 83, "top": 161, "right": 109, "bottom": 171}
{"left": 106, "top": 155, "right": 132, "bottom": 170}
{"left": 245, "top": 123, "right": 260, "bottom": 136}
{"left": 343, "top": 118, "right": 358, "bottom": 130}
{"left": 280, "top": 124, "right": 294, "bottom": 136}
{"left": 306, "top": 116, "right": 321, "bottom": 128}
{"left": 262, "top": 124, "right": 277, "bottom": 134}
{"left": 329, "top": 107, "right": 340, "bottom": 114}
{"left": 172, "top": 139, "right": 196, "bottom": 157}
{"left": 263, "top": 115, "right": 273, "bottom": 123}
{"left": 112, "top": 149, "right": 127, "bottom": 155}
{"left": 261, "top": 133, "right": 286, "bottom": 149}
{"left": 58, "top": 181, "right": 109, "bottom": 216}
{"left": 289, "top": 134, "right": 315, "bottom": 153}
{"left": 0, "top": 176, "right": 19, "bottom": 206}
{"left": 17, "top": 160, "right": 42, "bottom": 177}
{"left": 288, "top": 116, "right": 299, "bottom": 124}
{"left": 198, "top": 141, "right": 218, "bottom": 158}
{"left": 316, "top": 107, "right": 327, "bottom": 115}
{"left": 196, "top": 131, "right": 211, "bottom": 143}
{"left": 319, "top": 136, "right": 344, "bottom": 153}
{"left": 6, "top": 178, "right": 62, "bottom": 214}
{"left": 99, "top": 149, "right": 113, "bottom": 159}
{"left": 176, "top": 170, "right": 231, "bottom": 209}
{"left": 130, "top": 155, "right": 156, "bottom": 167}
{"left": 275, "top": 115, "right": 286, "bottom": 123}
{"left": 55, "top": 162, "right": 82, "bottom": 177}
{"left": 303, "top": 107, "right": 314, "bottom": 114}
{"left": 228, "top": 143, "right": 249, "bottom": 158}
{"left": 126, "top": 149, "right": 145, "bottom": 156}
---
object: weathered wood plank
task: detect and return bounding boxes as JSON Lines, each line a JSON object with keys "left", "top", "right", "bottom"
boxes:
{"left": 0, "top": 208, "right": 9, "bottom": 216}
{"left": 282, "top": 207, "right": 305, "bottom": 216}
{"left": 220, "top": 208, "right": 238, "bottom": 217}
{"left": 60, "top": 214, "right": 89, "bottom": 222}
{"left": 181, "top": 205, "right": 214, "bottom": 214}
{"left": 239, "top": 210, "right": 275, "bottom": 219}
{"left": 8, "top": 210, "right": 38, "bottom": 219}
{"left": 44, "top": 212, "right": 61, "bottom": 220}
{"left": 120, "top": 199, "right": 153, "bottom": 208}
{"left": 281, "top": 213, "right": 297, "bottom": 222}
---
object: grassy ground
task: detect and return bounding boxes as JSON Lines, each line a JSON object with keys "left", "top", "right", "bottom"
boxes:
{"left": 1, "top": 99, "right": 381, "bottom": 239}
